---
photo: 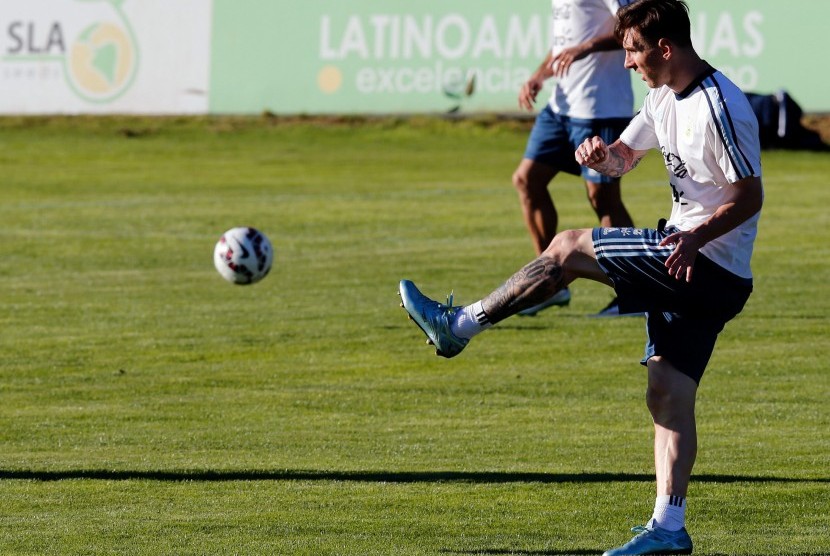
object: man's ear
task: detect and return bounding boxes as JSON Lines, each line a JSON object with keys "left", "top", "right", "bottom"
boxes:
{"left": 657, "top": 38, "right": 673, "bottom": 60}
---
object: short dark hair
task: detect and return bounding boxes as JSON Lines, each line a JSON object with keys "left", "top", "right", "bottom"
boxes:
{"left": 615, "top": 0, "right": 692, "bottom": 48}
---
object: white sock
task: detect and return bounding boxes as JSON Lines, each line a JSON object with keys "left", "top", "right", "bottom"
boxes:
{"left": 647, "top": 494, "right": 686, "bottom": 531}
{"left": 451, "top": 301, "right": 492, "bottom": 340}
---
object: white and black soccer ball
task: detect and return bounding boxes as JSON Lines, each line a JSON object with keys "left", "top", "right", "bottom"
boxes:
{"left": 213, "top": 227, "right": 273, "bottom": 285}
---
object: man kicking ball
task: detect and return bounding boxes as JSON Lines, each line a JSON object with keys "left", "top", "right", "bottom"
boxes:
{"left": 399, "top": 1, "right": 763, "bottom": 553}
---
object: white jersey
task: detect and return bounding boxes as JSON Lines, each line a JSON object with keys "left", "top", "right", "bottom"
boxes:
{"left": 548, "top": 0, "right": 635, "bottom": 119}
{"left": 620, "top": 67, "right": 763, "bottom": 279}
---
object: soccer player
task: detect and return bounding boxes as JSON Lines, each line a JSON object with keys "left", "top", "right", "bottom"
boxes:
{"left": 514, "top": 0, "right": 636, "bottom": 317}
{"left": 399, "top": 0, "right": 763, "bottom": 554}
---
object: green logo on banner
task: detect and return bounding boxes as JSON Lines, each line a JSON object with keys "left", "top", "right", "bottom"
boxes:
{"left": 67, "top": 20, "right": 136, "bottom": 102}
{"left": 2, "top": 0, "right": 139, "bottom": 104}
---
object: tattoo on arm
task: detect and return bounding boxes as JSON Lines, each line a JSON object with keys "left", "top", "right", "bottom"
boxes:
{"left": 481, "top": 255, "right": 565, "bottom": 324}
{"left": 594, "top": 145, "right": 643, "bottom": 178}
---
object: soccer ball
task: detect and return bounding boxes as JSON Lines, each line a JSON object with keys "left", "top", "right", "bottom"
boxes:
{"left": 213, "top": 227, "right": 273, "bottom": 285}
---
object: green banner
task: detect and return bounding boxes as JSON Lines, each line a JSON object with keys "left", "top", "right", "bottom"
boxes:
{"left": 209, "top": 1, "right": 829, "bottom": 114}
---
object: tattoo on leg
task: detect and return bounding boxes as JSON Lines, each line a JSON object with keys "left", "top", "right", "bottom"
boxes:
{"left": 481, "top": 255, "right": 565, "bottom": 323}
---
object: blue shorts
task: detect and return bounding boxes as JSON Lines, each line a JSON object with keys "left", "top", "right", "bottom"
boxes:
{"left": 524, "top": 104, "right": 630, "bottom": 184}
{"left": 592, "top": 226, "right": 753, "bottom": 384}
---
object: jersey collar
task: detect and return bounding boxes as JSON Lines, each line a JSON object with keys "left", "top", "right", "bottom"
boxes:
{"left": 674, "top": 62, "right": 717, "bottom": 100}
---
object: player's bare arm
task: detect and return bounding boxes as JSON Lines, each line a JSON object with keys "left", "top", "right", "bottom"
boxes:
{"left": 575, "top": 137, "right": 647, "bottom": 177}
{"left": 550, "top": 33, "right": 622, "bottom": 77}
{"left": 662, "top": 176, "right": 764, "bottom": 282}
{"left": 519, "top": 52, "right": 555, "bottom": 111}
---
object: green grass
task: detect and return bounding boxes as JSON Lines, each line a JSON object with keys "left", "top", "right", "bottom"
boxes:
{"left": 0, "top": 115, "right": 827, "bottom": 555}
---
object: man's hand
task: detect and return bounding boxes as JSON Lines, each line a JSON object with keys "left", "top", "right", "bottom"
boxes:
{"left": 518, "top": 77, "right": 545, "bottom": 111}
{"left": 550, "top": 45, "right": 589, "bottom": 78}
{"left": 575, "top": 136, "right": 645, "bottom": 178}
{"left": 575, "top": 136, "right": 610, "bottom": 166}
{"left": 661, "top": 230, "right": 705, "bottom": 282}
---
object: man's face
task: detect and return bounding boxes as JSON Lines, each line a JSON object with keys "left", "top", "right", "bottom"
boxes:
{"left": 622, "top": 28, "right": 666, "bottom": 88}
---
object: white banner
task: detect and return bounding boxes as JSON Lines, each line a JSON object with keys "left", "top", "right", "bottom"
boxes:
{"left": 0, "top": 0, "right": 212, "bottom": 114}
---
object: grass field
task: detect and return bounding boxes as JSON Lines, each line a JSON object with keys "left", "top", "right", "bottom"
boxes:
{"left": 0, "top": 115, "right": 827, "bottom": 555}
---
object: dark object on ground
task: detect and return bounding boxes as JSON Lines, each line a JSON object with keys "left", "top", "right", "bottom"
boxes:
{"left": 745, "top": 90, "right": 829, "bottom": 151}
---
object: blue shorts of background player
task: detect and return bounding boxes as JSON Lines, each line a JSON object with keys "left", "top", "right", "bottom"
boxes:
{"left": 525, "top": 104, "right": 630, "bottom": 184}
{"left": 592, "top": 226, "right": 753, "bottom": 384}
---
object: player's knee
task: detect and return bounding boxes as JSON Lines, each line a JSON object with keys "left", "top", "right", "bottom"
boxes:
{"left": 543, "top": 229, "right": 583, "bottom": 263}
{"left": 645, "top": 382, "right": 670, "bottom": 417}
{"left": 645, "top": 357, "right": 696, "bottom": 420}
{"left": 513, "top": 168, "right": 549, "bottom": 200}
{"left": 512, "top": 168, "right": 531, "bottom": 195}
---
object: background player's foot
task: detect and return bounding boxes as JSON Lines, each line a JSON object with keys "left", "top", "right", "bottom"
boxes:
{"left": 517, "top": 288, "right": 571, "bottom": 316}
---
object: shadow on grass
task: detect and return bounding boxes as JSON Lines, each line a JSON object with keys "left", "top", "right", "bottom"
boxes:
{"left": 441, "top": 549, "right": 597, "bottom": 555}
{"left": 441, "top": 549, "right": 596, "bottom": 555}
{"left": 0, "top": 469, "right": 826, "bottom": 484}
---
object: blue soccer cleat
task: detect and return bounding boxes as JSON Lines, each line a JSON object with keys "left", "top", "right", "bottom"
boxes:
{"left": 603, "top": 525, "right": 693, "bottom": 556}
{"left": 398, "top": 280, "right": 468, "bottom": 358}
